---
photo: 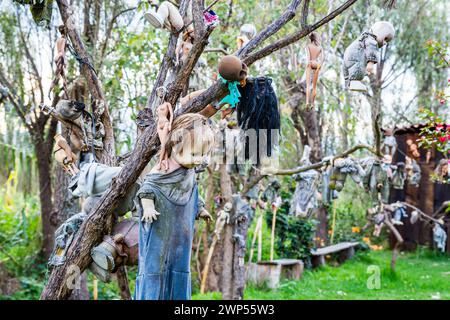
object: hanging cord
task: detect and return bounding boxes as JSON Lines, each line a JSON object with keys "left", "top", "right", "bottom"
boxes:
{"left": 67, "top": 42, "right": 98, "bottom": 76}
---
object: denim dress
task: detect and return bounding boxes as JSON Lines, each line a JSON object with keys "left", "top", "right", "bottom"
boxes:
{"left": 133, "top": 167, "right": 198, "bottom": 300}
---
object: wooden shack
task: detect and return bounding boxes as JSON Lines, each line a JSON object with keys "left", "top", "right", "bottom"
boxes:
{"left": 387, "top": 124, "right": 450, "bottom": 254}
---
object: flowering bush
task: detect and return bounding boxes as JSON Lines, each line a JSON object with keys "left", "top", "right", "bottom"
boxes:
{"left": 417, "top": 40, "right": 449, "bottom": 183}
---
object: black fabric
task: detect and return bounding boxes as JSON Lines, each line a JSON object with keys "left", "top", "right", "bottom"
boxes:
{"left": 237, "top": 76, "right": 280, "bottom": 165}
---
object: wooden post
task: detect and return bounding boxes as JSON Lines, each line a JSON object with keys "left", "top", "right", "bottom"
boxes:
{"left": 270, "top": 207, "right": 277, "bottom": 261}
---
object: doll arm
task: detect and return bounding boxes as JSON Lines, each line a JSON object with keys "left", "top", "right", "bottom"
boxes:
{"left": 167, "top": 102, "right": 174, "bottom": 130}
{"left": 141, "top": 198, "right": 161, "bottom": 224}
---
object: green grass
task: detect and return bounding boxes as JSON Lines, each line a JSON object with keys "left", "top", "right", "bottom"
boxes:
{"left": 193, "top": 248, "right": 450, "bottom": 300}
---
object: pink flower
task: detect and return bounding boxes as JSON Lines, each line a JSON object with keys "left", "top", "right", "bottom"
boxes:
{"left": 436, "top": 124, "right": 444, "bottom": 131}
{"left": 440, "top": 99, "right": 446, "bottom": 105}
{"left": 439, "top": 136, "right": 447, "bottom": 142}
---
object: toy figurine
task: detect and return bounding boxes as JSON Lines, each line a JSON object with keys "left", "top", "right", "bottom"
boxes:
{"left": 237, "top": 23, "right": 257, "bottom": 49}
{"left": 343, "top": 21, "right": 395, "bottom": 92}
{"left": 218, "top": 55, "right": 248, "bottom": 83}
{"left": 406, "top": 138, "right": 420, "bottom": 158}
{"left": 177, "top": 26, "right": 194, "bottom": 66}
{"left": 433, "top": 223, "right": 447, "bottom": 252}
{"left": 134, "top": 113, "right": 215, "bottom": 300}
{"left": 434, "top": 158, "right": 450, "bottom": 183}
{"left": 53, "top": 134, "right": 79, "bottom": 176}
{"left": 381, "top": 128, "right": 397, "bottom": 157}
{"left": 49, "top": 25, "right": 69, "bottom": 98}
{"left": 405, "top": 156, "right": 421, "bottom": 187}
{"left": 214, "top": 202, "right": 232, "bottom": 240}
{"left": 156, "top": 102, "right": 174, "bottom": 171}
{"left": 305, "top": 32, "right": 324, "bottom": 106}
{"left": 144, "top": 1, "right": 184, "bottom": 32}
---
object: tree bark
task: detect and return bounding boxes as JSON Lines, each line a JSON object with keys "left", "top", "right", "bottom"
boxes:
{"left": 35, "top": 137, "right": 56, "bottom": 260}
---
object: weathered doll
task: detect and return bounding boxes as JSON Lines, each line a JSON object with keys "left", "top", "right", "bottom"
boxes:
{"left": 343, "top": 21, "right": 395, "bottom": 92}
{"left": 237, "top": 23, "right": 257, "bottom": 50}
{"left": 134, "top": 113, "right": 215, "bottom": 300}
{"left": 49, "top": 25, "right": 69, "bottom": 98}
{"left": 156, "top": 101, "right": 174, "bottom": 171}
{"left": 305, "top": 32, "right": 324, "bottom": 106}
{"left": 406, "top": 138, "right": 420, "bottom": 158}
{"left": 144, "top": 0, "right": 185, "bottom": 32}
{"left": 177, "top": 26, "right": 194, "bottom": 66}
{"left": 381, "top": 128, "right": 397, "bottom": 157}
{"left": 53, "top": 134, "right": 79, "bottom": 176}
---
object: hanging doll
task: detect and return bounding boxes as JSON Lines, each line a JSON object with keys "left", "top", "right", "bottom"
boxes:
{"left": 156, "top": 102, "right": 174, "bottom": 171}
{"left": 406, "top": 138, "right": 420, "bottom": 159}
{"left": 329, "top": 157, "right": 366, "bottom": 192}
{"left": 381, "top": 128, "right": 397, "bottom": 157}
{"left": 49, "top": 25, "right": 69, "bottom": 99}
{"left": 144, "top": 0, "right": 185, "bottom": 33}
{"left": 305, "top": 32, "right": 324, "bottom": 107}
{"left": 177, "top": 26, "right": 195, "bottom": 66}
{"left": 433, "top": 223, "right": 447, "bottom": 253}
{"left": 391, "top": 162, "right": 406, "bottom": 189}
{"left": 216, "top": 55, "right": 248, "bottom": 118}
{"left": 405, "top": 156, "right": 421, "bottom": 187}
{"left": 391, "top": 203, "right": 407, "bottom": 225}
{"left": 53, "top": 134, "right": 79, "bottom": 176}
{"left": 343, "top": 21, "right": 395, "bottom": 92}
{"left": 237, "top": 23, "right": 257, "bottom": 50}
{"left": 134, "top": 113, "right": 215, "bottom": 300}
{"left": 290, "top": 146, "right": 320, "bottom": 217}
{"left": 370, "top": 206, "right": 385, "bottom": 237}
{"left": 434, "top": 158, "right": 450, "bottom": 184}
{"left": 214, "top": 202, "right": 232, "bottom": 240}
{"left": 359, "top": 157, "right": 390, "bottom": 202}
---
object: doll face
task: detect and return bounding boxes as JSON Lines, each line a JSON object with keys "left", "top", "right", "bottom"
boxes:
{"left": 171, "top": 125, "right": 214, "bottom": 168}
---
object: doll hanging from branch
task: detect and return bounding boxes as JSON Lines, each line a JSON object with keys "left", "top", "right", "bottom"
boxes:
{"left": 156, "top": 101, "right": 174, "bottom": 171}
{"left": 49, "top": 25, "right": 69, "bottom": 99}
{"left": 53, "top": 133, "right": 79, "bottom": 176}
{"left": 305, "top": 32, "right": 324, "bottom": 107}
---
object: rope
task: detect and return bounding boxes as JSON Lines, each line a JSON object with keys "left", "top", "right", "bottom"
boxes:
{"left": 67, "top": 42, "right": 98, "bottom": 76}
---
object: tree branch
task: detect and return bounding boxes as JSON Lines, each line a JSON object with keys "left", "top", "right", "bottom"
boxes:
{"left": 244, "top": 0, "right": 360, "bottom": 66}
{"left": 264, "top": 144, "right": 380, "bottom": 176}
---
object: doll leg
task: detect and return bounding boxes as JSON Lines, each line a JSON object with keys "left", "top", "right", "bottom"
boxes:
{"left": 305, "top": 65, "right": 311, "bottom": 106}
{"left": 160, "top": 1, "right": 184, "bottom": 31}
{"left": 311, "top": 66, "right": 321, "bottom": 105}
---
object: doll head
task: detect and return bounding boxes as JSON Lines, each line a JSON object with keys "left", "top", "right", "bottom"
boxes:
{"left": 370, "top": 21, "right": 395, "bottom": 47}
{"left": 58, "top": 25, "right": 67, "bottom": 36}
{"left": 164, "top": 113, "right": 215, "bottom": 168}
{"left": 218, "top": 55, "right": 248, "bottom": 82}
{"left": 240, "top": 23, "right": 257, "bottom": 40}
{"left": 309, "top": 32, "right": 321, "bottom": 46}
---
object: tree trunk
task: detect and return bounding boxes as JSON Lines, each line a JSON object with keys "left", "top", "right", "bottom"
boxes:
{"left": 35, "top": 138, "right": 56, "bottom": 260}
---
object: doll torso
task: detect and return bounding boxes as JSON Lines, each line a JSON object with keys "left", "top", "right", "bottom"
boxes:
{"left": 307, "top": 44, "right": 322, "bottom": 69}
{"left": 134, "top": 167, "right": 198, "bottom": 300}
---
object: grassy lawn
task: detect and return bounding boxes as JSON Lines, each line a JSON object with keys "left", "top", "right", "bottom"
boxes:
{"left": 193, "top": 249, "right": 450, "bottom": 300}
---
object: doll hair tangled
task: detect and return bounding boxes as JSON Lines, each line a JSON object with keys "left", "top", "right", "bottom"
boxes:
{"left": 309, "top": 32, "right": 321, "bottom": 46}
{"left": 164, "top": 113, "right": 215, "bottom": 159}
